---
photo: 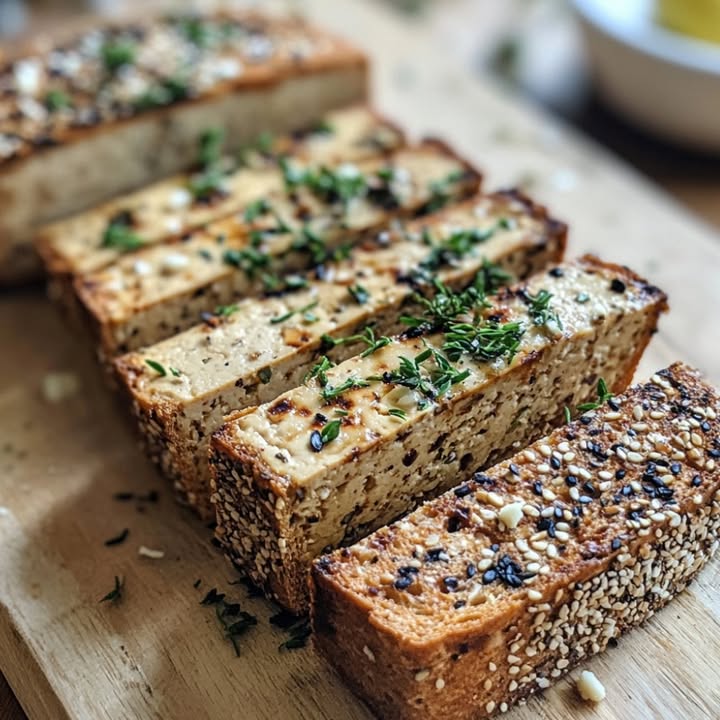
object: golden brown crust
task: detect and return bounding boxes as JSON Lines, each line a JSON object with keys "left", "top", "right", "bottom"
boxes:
{"left": 311, "top": 362, "right": 720, "bottom": 719}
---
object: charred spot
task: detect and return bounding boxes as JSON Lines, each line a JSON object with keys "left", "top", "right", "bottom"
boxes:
{"left": 268, "top": 398, "right": 294, "bottom": 417}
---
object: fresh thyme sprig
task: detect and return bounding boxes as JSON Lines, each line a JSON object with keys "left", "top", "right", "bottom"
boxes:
{"left": 320, "top": 376, "right": 370, "bottom": 402}
{"left": 270, "top": 300, "right": 319, "bottom": 325}
{"left": 309, "top": 419, "right": 342, "bottom": 452}
{"left": 200, "top": 587, "right": 257, "bottom": 657}
{"left": 525, "top": 289, "right": 563, "bottom": 330}
{"left": 576, "top": 378, "right": 613, "bottom": 412}
{"left": 424, "top": 169, "right": 466, "bottom": 212}
{"left": 281, "top": 159, "right": 367, "bottom": 207}
{"left": 321, "top": 326, "right": 391, "bottom": 358}
{"left": 348, "top": 284, "right": 370, "bottom": 305}
{"left": 442, "top": 320, "right": 525, "bottom": 364}
{"left": 188, "top": 127, "right": 226, "bottom": 201}
{"left": 291, "top": 226, "right": 352, "bottom": 266}
{"left": 305, "top": 356, "right": 334, "bottom": 386}
{"left": 145, "top": 360, "right": 181, "bottom": 378}
{"left": 99, "top": 575, "right": 124, "bottom": 604}
{"left": 401, "top": 279, "right": 490, "bottom": 331}
{"left": 215, "top": 303, "right": 239, "bottom": 318}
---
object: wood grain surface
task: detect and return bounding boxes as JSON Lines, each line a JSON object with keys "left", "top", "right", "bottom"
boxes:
{"left": 1, "top": 1, "right": 719, "bottom": 719}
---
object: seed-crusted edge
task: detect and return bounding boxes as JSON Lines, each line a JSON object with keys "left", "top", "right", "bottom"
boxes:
{"left": 310, "top": 362, "right": 720, "bottom": 720}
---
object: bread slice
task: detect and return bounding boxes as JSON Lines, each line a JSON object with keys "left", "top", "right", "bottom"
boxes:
{"left": 0, "top": 11, "right": 368, "bottom": 284}
{"left": 115, "top": 190, "right": 567, "bottom": 518}
{"left": 73, "top": 142, "right": 481, "bottom": 359}
{"left": 210, "top": 256, "right": 668, "bottom": 612}
{"left": 36, "top": 105, "right": 404, "bottom": 281}
{"left": 311, "top": 362, "right": 720, "bottom": 720}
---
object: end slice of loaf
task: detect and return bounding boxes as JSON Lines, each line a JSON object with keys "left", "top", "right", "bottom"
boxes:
{"left": 1, "top": 11, "right": 368, "bottom": 284}
{"left": 115, "top": 190, "right": 567, "bottom": 518}
{"left": 72, "top": 141, "right": 481, "bottom": 359}
{"left": 36, "top": 105, "right": 404, "bottom": 280}
{"left": 210, "top": 256, "right": 668, "bottom": 612}
{"left": 311, "top": 362, "right": 720, "bottom": 720}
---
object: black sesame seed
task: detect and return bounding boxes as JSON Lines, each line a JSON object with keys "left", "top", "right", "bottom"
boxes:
{"left": 701, "top": 421, "right": 711, "bottom": 433}
{"left": 611, "top": 538, "right": 622, "bottom": 551}
{"left": 578, "top": 495, "right": 593, "bottom": 504}
{"left": 692, "top": 475, "right": 702, "bottom": 487}
{"left": 309, "top": 430, "right": 324, "bottom": 452}
{"left": 394, "top": 575, "right": 413, "bottom": 590}
{"left": 466, "top": 563, "right": 477, "bottom": 579}
{"left": 453, "top": 600, "right": 466, "bottom": 609}
{"left": 609, "top": 278, "right": 626, "bottom": 293}
{"left": 482, "top": 568, "right": 497, "bottom": 584}
{"left": 472, "top": 472, "right": 494, "bottom": 486}
{"left": 490, "top": 544, "right": 500, "bottom": 552}
{"left": 550, "top": 456, "right": 561, "bottom": 470}
{"left": 608, "top": 399, "right": 620, "bottom": 412}
{"left": 616, "top": 468, "right": 627, "bottom": 480}
{"left": 425, "top": 548, "right": 448, "bottom": 562}
{"left": 509, "top": 463, "right": 520, "bottom": 476}
{"left": 565, "top": 475, "right": 578, "bottom": 487}
{"left": 443, "top": 576, "right": 459, "bottom": 592}
{"left": 532, "top": 481, "right": 543, "bottom": 496}
{"left": 549, "top": 267, "right": 564, "bottom": 277}
{"left": 454, "top": 483, "right": 472, "bottom": 498}
{"left": 708, "top": 449, "right": 720, "bottom": 459}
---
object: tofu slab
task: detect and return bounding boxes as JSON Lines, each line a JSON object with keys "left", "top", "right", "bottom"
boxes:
{"left": 73, "top": 141, "right": 481, "bottom": 358}
{"left": 210, "top": 256, "right": 668, "bottom": 612}
{"left": 0, "top": 12, "right": 368, "bottom": 283}
{"left": 311, "top": 363, "right": 720, "bottom": 720}
{"left": 116, "top": 190, "right": 567, "bottom": 518}
{"left": 37, "top": 105, "right": 404, "bottom": 279}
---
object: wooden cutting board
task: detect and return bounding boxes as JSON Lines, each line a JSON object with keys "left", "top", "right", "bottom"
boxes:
{"left": 1, "top": 2, "right": 719, "bottom": 718}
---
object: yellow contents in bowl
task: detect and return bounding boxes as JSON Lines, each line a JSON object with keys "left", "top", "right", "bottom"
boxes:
{"left": 658, "top": 0, "right": 720, "bottom": 44}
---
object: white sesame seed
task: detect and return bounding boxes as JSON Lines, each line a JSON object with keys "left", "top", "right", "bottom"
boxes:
{"left": 435, "top": 678, "right": 445, "bottom": 690}
{"left": 363, "top": 645, "right": 375, "bottom": 662}
{"left": 415, "top": 670, "right": 430, "bottom": 682}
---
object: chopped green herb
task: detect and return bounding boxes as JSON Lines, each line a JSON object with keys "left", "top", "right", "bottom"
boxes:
{"left": 243, "top": 198, "right": 272, "bottom": 222}
{"left": 291, "top": 226, "right": 351, "bottom": 266}
{"left": 525, "top": 289, "right": 562, "bottom": 330}
{"left": 169, "top": 367, "right": 182, "bottom": 378}
{"left": 199, "top": 587, "right": 257, "bottom": 656}
{"left": 45, "top": 89, "right": 70, "bottom": 112}
{"left": 474, "top": 259, "right": 514, "bottom": 296}
{"left": 348, "top": 284, "right": 370, "bottom": 305}
{"left": 322, "top": 326, "right": 391, "bottom": 358}
{"left": 388, "top": 408, "right": 407, "bottom": 420}
{"left": 442, "top": 320, "right": 525, "bottom": 364}
{"left": 334, "top": 409, "right": 349, "bottom": 417}
{"left": 577, "top": 378, "right": 613, "bottom": 413}
{"left": 424, "top": 169, "right": 465, "bottom": 212}
{"left": 320, "top": 419, "right": 342, "bottom": 444}
{"left": 101, "top": 221, "right": 144, "bottom": 252}
{"left": 178, "top": 17, "right": 212, "bottom": 47}
{"left": 104, "top": 528, "right": 129, "bottom": 547}
{"left": 133, "top": 77, "right": 188, "bottom": 110}
{"left": 99, "top": 575, "right": 124, "bottom": 604}
{"left": 145, "top": 359, "right": 167, "bottom": 377}
{"left": 281, "top": 159, "right": 367, "bottom": 207}
{"left": 320, "top": 376, "right": 370, "bottom": 402}
{"left": 401, "top": 279, "right": 490, "bottom": 332}
{"left": 215, "top": 303, "right": 239, "bottom": 318}
{"left": 420, "top": 221, "right": 510, "bottom": 272}
{"left": 198, "top": 127, "right": 224, "bottom": 169}
{"left": 270, "top": 300, "right": 319, "bottom": 325}
{"left": 101, "top": 39, "right": 136, "bottom": 72}
{"left": 306, "top": 356, "right": 334, "bottom": 386}
{"left": 222, "top": 247, "right": 270, "bottom": 275}
{"left": 564, "top": 405, "right": 572, "bottom": 424}
{"left": 312, "top": 119, "right": 335, "bottom": 135}
{"left": 188, "top": 168, "right": 226, "bottom": 201}
{"left": 278, "top": 618, "right": 311, "bottom": 651}
{"left": 258, "top": 367, "right": 273, "bottom": 384}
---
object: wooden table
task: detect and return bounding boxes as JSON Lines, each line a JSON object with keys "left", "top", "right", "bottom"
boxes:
{"left": 2, "top": 1, "right": 719, "bottom": 718}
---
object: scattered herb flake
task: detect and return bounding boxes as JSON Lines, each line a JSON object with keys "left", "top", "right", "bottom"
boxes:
{"left": 145, "top": 359, "right": 167, "bottom": 377}
{"left": 577, "top": 378, "right": 613, "bottom": 413}
{"left": 348, "top": 284, "right": 370, "bottom": 305}
{"left": 104, "top": 528, "right": 129, "bottom": 547}
{"left": 270, "top": 300, "right": 319, "bottom": 325}
{"left": 99, "top": 575, "right": 124, "bottom": 604}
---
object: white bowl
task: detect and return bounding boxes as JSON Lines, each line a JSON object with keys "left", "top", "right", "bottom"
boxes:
{"left": 573, "top": 0, "right": 720, "bottom": 151}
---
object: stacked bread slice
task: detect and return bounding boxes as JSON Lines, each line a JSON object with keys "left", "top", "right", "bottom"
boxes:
{"left": 29, "top": 10, "right": 719, "bottom": 718}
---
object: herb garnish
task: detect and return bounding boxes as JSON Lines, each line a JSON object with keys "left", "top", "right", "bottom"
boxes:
{"left": 442, "top": 320, "right": 525, "bottom": 363}
{"left": 348, "top": 284, "right": 370, "bottom": 305}
{"left": 291, "top": 226, "right": 351, "bottom": 266}
{"left": 145, "top": 359, "right": 167, "bottom": 376}
{"left": 270, "top": 300, "right": 319, "bottom": 325}
{"left": 321, "top": 326, "right": 391, "bottom": 358}
{"left": 380, "top": 347, "right": 469, "bottom": 407}
{"left": 222, "top": 247, "right": 270, "bottom": 276}
{"left": 310, "top": 419, "right": 342, "bottom": 452}
{"left": 101, "top": 39, "right": 136, "bottom": 72}
{"left": 200, "top": 587, "right": 257, "bottom": 657}
{"left": 45, "top": 89, "right": 70, "bottom": 112}
{"left": 258, "top": 367, "right": 273, "bottom": 384}
{"left": 306, "top": 356, "right": 334, "bottom": 386}
{"left": 134, "top": 77, "right": 188, "bottom": 110}
{"left": 99, "top": 575, "right": 124, "bottom": 604}
{"left": 278, "top": 618, "right": 312, "bottom": 650}
{"left": 424, "top": 169, "right": 465, "bottom": 212}
{"left": 525, "top": 289, "right": 562, "bottom": 330}
{"left": 215, "top": 303, "right": 239, "bottom": 318}
{"left": 243, "top": 198, "right": 272, "bottom": 222}
{"left": 104, "top": 528, "right": 129, "bottom": 547}
{"left": 188, "top": 127, "right": 226, "bottom": 200}
{"left": 101, "top": 217, "right": 144, "bottom": 251}
{"left": 401, "top": 279, "right": 490, "bottom": 332}
{"left": 320, "top": 376, "right": 370, "bottom": 402}
{"left": 388, "top": 408, "right": 408, "bottom": 420}
{"left": 281, "top": 159, "right": 367, "bottom": 208}
{"left": 577, "top": 378, "right": 613, "bottom": 412}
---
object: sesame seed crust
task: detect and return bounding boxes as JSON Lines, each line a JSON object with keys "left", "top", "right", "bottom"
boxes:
{"left": 311, "top": 362, "right": 720, "bottom": 720}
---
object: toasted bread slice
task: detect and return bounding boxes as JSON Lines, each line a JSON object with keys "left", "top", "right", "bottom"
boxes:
{"left": 116, "top": 190, "right": 567, "bottom": 518}
{"left": 0, "top": 12, "right": 368, "bottom": 284}
{"left": 312, "top": 362, "right": 720, "bottom": 720}
{"left": 210, "top": 256, "right": 668, "bottom": 612}
{"left": 73, "top": 141, "right": 481, "bottom": 359}
{"left": 37, "top": 105, "right": 404, "bottom": 280}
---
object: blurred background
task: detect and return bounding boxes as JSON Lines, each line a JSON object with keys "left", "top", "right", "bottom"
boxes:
{"left": 2, "top": 0, "right": 720, "bottom": 230}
